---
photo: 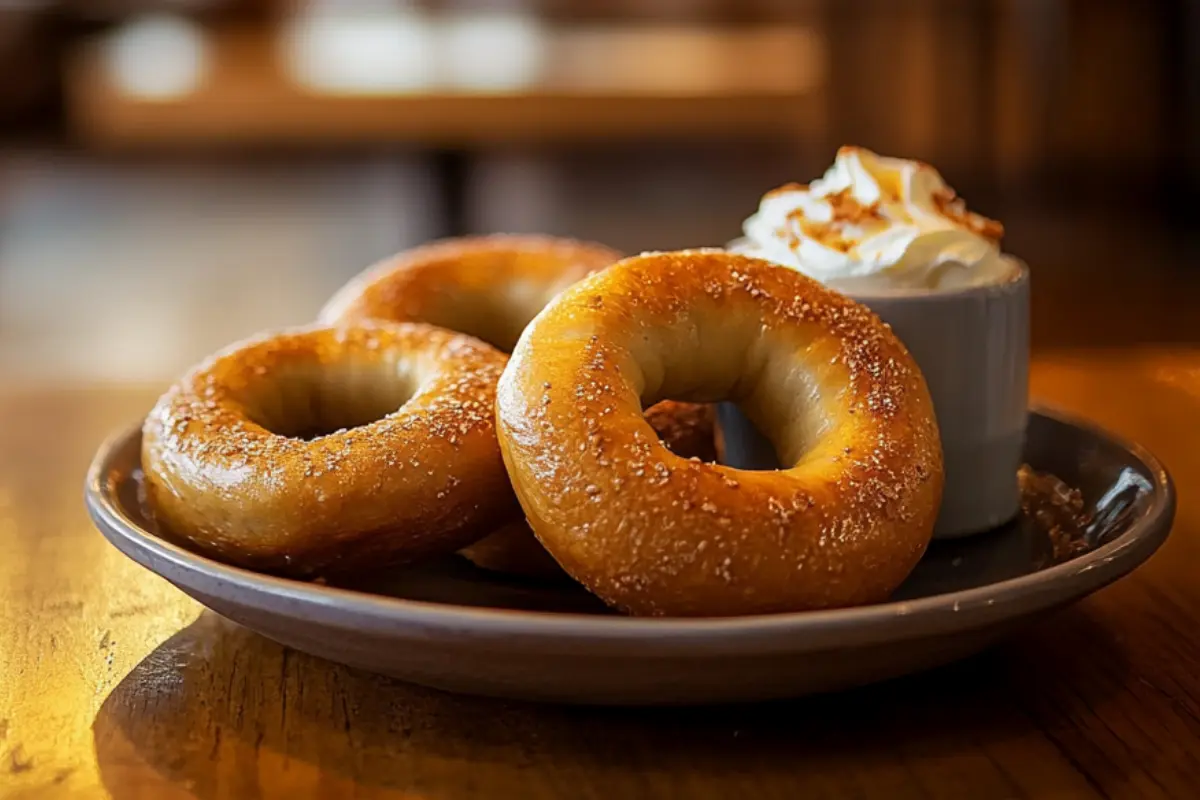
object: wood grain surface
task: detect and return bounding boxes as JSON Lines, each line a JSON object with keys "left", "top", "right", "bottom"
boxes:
{"left": 2, "top": 349, "right": 1199, "bottom": 798}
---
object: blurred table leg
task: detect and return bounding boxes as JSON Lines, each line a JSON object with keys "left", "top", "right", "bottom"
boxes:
{"left": 432, "top": 149, "right": 470, "bottom": 237}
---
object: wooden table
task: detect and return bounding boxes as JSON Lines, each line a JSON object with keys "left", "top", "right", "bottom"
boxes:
{"left": 2, "top": 348, "right": 1198, "bottom": 798}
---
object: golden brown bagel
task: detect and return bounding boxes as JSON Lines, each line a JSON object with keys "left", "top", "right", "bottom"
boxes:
{"left": 320, "top": 235, "right": 718, "bottom": 579}
{"left": 319, "top": 235, "right": 623, "bottom": 351}
{"left": 496, "top": 250, "right": 944, "bottom": 617}
{"left": 142, "top": 323, "right": 518, "bottom": 577}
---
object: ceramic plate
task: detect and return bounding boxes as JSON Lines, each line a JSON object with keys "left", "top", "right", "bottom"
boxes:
{"left": 86, "top": 409, "right": 1174, "bottom": 705}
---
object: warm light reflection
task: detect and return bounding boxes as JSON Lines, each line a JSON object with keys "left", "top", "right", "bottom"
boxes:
{"left": 1151, "top": 364, "right": 1200, "bottom": 403}
{"left": 281, "top": 5, "right": 545, "bottom": 94}
{"left": 101, "top": 13, "right": 209, "bottom": 99}
{"left": 281, "top": 5, "right": 437, "bottom": 94}
{"left": 440, "top": 11, "right": 544, "bottom": 90}
{"left": 277, "top": 5, "right": 815, "bottom": 97}
{"left": 0, "top": 458, "right": 203, "bottom": 793}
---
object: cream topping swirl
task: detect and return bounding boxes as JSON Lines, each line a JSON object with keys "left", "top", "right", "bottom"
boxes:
{"left": 733, "top": 146, "right": 1016, "bottom": 292}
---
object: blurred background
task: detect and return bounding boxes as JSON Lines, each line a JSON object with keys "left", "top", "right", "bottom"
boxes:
{"left": 0, "top": 0, "right": 1197, "bottom": 383}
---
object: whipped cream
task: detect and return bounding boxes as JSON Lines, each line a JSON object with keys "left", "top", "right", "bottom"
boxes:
{"left": 733, "top": 147, "right": 1017, "bottom": 292}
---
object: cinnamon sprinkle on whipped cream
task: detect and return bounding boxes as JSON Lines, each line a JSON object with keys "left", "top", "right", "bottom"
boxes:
{"left": 732, "top": 146, "right": 1016, "bottom": 292}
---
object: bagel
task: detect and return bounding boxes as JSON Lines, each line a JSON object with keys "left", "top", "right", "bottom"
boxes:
{"left": 141, "top": 323, "right": 517, "bottom": 577}
{"left": 496, "top": 250, "right": 944, "bottom": 616}
{"left": 319, "top": 235, "right": 623, "bottom": 351}
{"left": 320, "top": 235, "right": 718, "bottom": 578}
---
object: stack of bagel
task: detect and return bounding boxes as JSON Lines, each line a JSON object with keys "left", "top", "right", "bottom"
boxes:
{"left": 142, "top": 237, "right": 943, "bottom": 616}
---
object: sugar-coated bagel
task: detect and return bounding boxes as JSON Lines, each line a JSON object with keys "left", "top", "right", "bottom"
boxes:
{"left": 496, "top": 250, "right": 944, "bottom": 616}
{"left": 142, "top": 323, "right": 517, "bottom": 577}
{"left": 319, "top": 235, "right": 623, "bottom": 351}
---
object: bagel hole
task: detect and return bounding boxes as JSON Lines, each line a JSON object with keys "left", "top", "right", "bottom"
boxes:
{"left": 713, "top": 402, "right": 786, "bottom": 471}
{"left": 450, "top": 315, "right": 524, "bottom": 354}
{"left": 250, "top": 362, "right": 416, "bottom": 440}
{"left": 414, "top": 291, "right": 545, "bottom": 354}
{"left": 633, "top": 320, "right": 828, "bottom": 471}
{"left": 642, "top": 402, "right": 724, "bottom": 464}
{"left": 641, "top": 399, "right": 785, "bottom": 470}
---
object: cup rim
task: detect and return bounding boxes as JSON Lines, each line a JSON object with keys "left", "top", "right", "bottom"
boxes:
{"left": 841, "top": 258, "right": 1029, "bottom": 303}
{"left": 724, "top": 242, "right": 1030, "bottom": 303}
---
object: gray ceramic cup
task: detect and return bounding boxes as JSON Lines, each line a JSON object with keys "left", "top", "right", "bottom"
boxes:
{"left": 718, "top": 262, "right": 1030, "bottom": 538}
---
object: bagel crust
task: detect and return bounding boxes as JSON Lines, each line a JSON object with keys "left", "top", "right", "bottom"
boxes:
{"left": 320, "top": 234, "right": 623, "bottom": 351}
{"left": 497, "top": 250, "right": 944, "bottom": 616}
{"left": 142, "top": 323, "right": 518, "bottom": 577}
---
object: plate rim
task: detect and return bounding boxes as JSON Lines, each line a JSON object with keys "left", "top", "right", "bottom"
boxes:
{"left": 85, "top": 406, "right": 1176, "bottom": 653}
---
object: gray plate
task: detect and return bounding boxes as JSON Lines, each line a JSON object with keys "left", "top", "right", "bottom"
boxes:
{"left": 86, "top": 409, "right": 1174, "bottom": 705}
